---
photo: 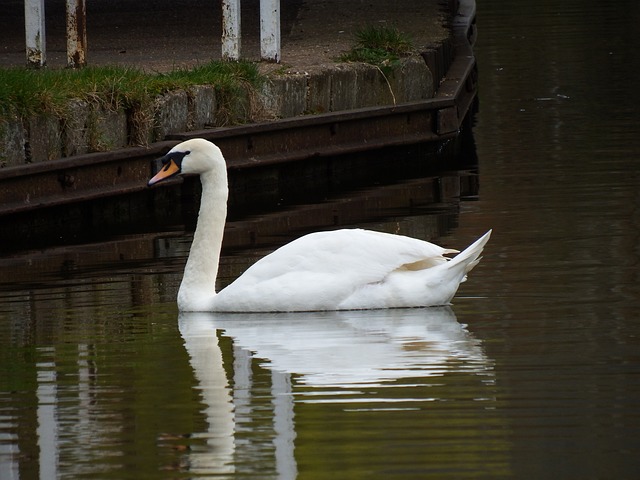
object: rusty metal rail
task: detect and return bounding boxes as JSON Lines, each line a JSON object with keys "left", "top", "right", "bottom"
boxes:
{"left": 0, "top": 96, "right": 464, "bottom": 218}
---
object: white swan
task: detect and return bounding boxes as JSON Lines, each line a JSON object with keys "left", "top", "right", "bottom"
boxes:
{"left": 148, "top": 138, "right": 491, "bottom": 312}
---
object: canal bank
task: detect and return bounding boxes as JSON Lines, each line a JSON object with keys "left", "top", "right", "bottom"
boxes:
{"left": 0, "top": 0, "right": 477, "bottom": 247}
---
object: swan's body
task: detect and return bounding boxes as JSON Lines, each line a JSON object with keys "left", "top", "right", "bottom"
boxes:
{"left": 148, "top": 139, "right": 491, "bottom": 312}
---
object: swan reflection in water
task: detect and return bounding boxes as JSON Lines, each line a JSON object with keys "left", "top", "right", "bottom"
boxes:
{"left": 178, "top": 307, "right": 493, "bottom": 476}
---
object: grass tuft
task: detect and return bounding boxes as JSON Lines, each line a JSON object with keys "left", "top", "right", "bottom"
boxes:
{"left": 340, "top": 25, "right": 414, "bottom": 74}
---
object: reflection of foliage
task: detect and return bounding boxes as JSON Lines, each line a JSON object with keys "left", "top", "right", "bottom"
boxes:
{"left": 340, "top": 25, "right": 414, "bottom": 75}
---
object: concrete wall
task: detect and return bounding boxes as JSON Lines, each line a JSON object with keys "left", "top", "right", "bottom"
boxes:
{"left": 0, "top": 56, "right": 433, "bottom": 167}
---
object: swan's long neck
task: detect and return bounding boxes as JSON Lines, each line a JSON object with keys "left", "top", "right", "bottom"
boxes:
{"left": 177, "top": 169, "right": 228, "bottom": 311}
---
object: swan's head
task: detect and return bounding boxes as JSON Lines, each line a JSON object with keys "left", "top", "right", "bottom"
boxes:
{"left": 147, "top": 138, "right": 226, "bottom": 186}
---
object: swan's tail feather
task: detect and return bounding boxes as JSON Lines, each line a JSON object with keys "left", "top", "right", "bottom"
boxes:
{"left": 447, "top": 230, "right": 492, "bottom": 281}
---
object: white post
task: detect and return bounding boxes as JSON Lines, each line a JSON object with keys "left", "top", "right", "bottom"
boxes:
{"left": 222, "top": 0, "right": 241, "bottom": 61}
{"left": 66, "top": 0, "right": 88, "bottom": 68}
{"left": 24, "top": 0, "right": 46, "bottom": 67}
{"left": 260, "top": 0, "right": 281, "bottom": 62}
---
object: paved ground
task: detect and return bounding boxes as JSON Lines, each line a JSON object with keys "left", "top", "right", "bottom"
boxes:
{"left": 1, "top": 0, "right": 450, "bottom": 71}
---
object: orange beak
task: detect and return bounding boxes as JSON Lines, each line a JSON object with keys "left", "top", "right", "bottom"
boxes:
{"left": 148, "top": 158, "right": 181, "bottom": 186}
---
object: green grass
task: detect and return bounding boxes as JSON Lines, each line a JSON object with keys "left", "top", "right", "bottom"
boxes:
{"left": 0, "top": 60, "right": 263, "bottom": 121}
{"left": 340, "top": 25, "right": 414, "bottom": 73}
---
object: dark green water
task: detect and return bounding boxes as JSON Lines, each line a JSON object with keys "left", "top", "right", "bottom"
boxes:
{"left": 2, "top": 0, "right": 640, "bottom": 478}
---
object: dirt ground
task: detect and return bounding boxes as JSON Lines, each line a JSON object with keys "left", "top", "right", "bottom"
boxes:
{"left": 1, "top": 0, "right": 451, "bottom": 72}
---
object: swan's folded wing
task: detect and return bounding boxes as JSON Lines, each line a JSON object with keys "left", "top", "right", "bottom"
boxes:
{"left": 215, "top": 229, "right": 455, "bottom": 311}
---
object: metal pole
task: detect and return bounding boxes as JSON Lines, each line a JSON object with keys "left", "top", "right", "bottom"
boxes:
{"left": 222, "top": 0, "right": 241, "bottom": 61}
{"left": 260, "top": 0, "right": 281, "bottom": 62}
{"left": 66, "top": 0, "right": 88, "bottom": 68}
{"left": 24, "top": 0, "right": 46, "bottom": 67}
